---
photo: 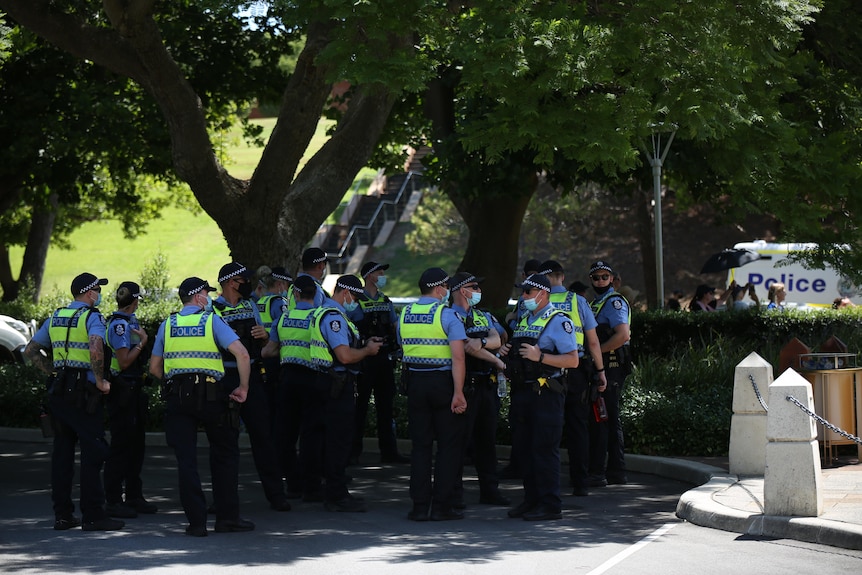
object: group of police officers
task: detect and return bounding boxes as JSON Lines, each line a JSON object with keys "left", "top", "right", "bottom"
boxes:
{"left": 24, "top": 247, "right": 631, "bottom": 534}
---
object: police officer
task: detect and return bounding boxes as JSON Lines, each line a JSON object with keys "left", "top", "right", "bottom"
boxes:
{"left": 500, "top": 273, "right": 579, "bottom": 521}
{"left": 347, "top": 261, "right": 407, "bottom": 464}
{"left": 25, "top": 273, "right": 124, "bottom": 531}
{"left": 539, "top": 261, "right": 606, "bottom": 497}
{"left": 287, "top": 247, "right": 329, "bottom": 310}
{"left": 149, "top": 277, "right": 254, "bottom": 536}
{"left": 104, "top": 281, "right": 158, "bottom": 518}
{"left": 448, "top": 272, "right": 510, "bottom": 508}
{"left": 588, "top": 261, "right": 631, "bottom": 486}
{"left": 214, "top": 262, "right": 291, "bottom": 512}
{"left": 398, "top": 267, "right": 468, "bottom": 522}
{"left": 505, "top": 258, "right": 542, "bottom": 332}
{"left": 255, "top": 265, "right": 292, "bottom": 445}
{"left": 261, "top": 275, "right": 319, "bottom": 500}
{"left": 307, "top": 275, "right": 383, "bottom": 511}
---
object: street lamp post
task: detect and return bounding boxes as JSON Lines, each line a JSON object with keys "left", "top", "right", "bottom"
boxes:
{"left": 646, "top": 127, "right": 676, "bottom": 309}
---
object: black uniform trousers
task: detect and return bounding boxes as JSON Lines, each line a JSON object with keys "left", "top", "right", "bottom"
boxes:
{"left": 407, "top": 370, "right": 467, "bottom": 511}
{"left": 164, "top": 382, "right": 240, "bottom": 528}
{"left": 104, "top": 375, "right": 148, "bottom": 505}
{"left": 510, "top": 382, "right": 564, "bottom": 511}
{"left": 563, "top": 365, "right": 591, "bottom": 491}
{"left": 275, "top": 364, "right": 314, "bottom": 494}
{"left": 224, "top": 365, "right": 286, "bottom": 504}
{"left": 454, "top": 373, "right": 501, "bottom": 502}
{"left": 49, "top": 386, "right": 109, "bottom": 523}
{"left": 351, "top": 353, "right": 399, "bottom": 460}
{"left": 298, "top": 370, "right": 356, "bottom": 503}
{"left": 588, "top": 362, "right": 627, "bottom": 481}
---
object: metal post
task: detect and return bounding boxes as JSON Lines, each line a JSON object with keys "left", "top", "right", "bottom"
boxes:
{"left": 648, "top": 128, "right": 676, "bottom": 309}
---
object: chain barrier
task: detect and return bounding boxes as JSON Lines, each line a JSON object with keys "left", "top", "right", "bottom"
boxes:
{"left": 748, "top": 373, "right": 769, "bottom": 412}
{"left": 748, "top": 374, "right": 861, "bottom": 444}
{"left": 785, "top": 395, "right": 862, "bottom": 445}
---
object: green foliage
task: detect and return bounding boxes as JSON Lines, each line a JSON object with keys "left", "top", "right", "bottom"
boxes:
{"left": 0, "top": 363, "right": 49, "bottom": 428}
{"left": 138, "top": 250, "right": 172, "bottom": 304}
{"left": 404, "top": 191, "right": 467, "bottom": 255}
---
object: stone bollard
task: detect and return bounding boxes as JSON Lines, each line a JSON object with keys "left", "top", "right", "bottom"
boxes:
{"left": 764, "top": 369, "right": 822, "bottom": 517}
{"left": 729, "top": 352, "right": 772, "bottom": 476}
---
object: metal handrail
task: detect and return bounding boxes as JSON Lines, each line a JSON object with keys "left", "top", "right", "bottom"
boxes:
{"left": 325, "top": 171, "right": 423, "bottom": 265}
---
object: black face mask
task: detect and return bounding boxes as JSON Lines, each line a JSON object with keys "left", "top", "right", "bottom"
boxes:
{"left": 593, "top": 284, "right": 612, "bottom": 296}
{"left": 237, "top": 281, "right": 254, "bottom": 299}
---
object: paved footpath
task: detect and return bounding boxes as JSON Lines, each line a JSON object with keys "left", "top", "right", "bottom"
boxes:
{"left": 1, "top": 428, "right": 861, "bottom": 575}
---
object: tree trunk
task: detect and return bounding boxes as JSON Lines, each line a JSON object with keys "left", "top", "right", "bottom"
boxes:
{"left": 0, "top": 193, "right": 56, "bottom": 301}
{"left": 449, "top": 174, "right": 537, "bottom": 311}
{"left": 1, "top": 3, "right": 403, "bottom": 279}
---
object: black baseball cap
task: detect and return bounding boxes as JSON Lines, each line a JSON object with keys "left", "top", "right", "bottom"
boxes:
{"left": 589, "top": 261, "right": 614, "bottom": 275}
{"left": 179, "top": 277, "right": 216, "bottom": 297}
{"left": 301, "top": 247, "right": 328, "bottom": 268}
{"left": 292, "top": 275, "right": 317, "bottom": 297}
{"left": 516, "top": 273, "right": 551, "bottom": 293}
{"left": 361, "top": 261, "right": 390, "bottom": 277}
{"left": 449, "top": 272, "right": 483, "bottom": 291}
{"left": 218, "top": 262, "right": 252, "bottom": 284}
{"left": 71, "top": 273, "right": 108, "bottom": 296}
{"left": 419, "top": 267, "right": 449, "bottom": 289}
{"left": 271, "top": 266, "right": 293, "bottom": 282}
{"left": 539, "top": 260, "right": 564, "bottom": 274}
{"left": 336, "top": 274, "right": 365, "bottom": 295}
{"left": 116, "top": 281, "right": 143, "bottom": 304}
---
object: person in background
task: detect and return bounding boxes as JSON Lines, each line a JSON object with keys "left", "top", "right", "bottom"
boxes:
{"left": 666, "top": 289, "right": 684, "bottom": 310}
{"left": 25, "top": 273, "right": 122, "bottom": 532}
{"left": 766, "top": 282, "right": 787, "bottom": 311}
{"left": 104, "top": 281, "right": 158, "bottom": 519}
{"left": 689, "top": 284, "right": 718, "bottom": 312}
{"left": 149, "top": 277, "right": 254, "bottom": 536}
{"left": 348, "top": 261, "right": 407, "bottom": 465}
{"left": 833, "top": 296, "right": 855, "bottom": 310}
{"left": 725, "top": 281, "right": 760, "bottom": 311}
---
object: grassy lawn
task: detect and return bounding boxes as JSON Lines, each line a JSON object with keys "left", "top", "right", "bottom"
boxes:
{"left": 8, "top": 117, "right": 377, "bottom": 295}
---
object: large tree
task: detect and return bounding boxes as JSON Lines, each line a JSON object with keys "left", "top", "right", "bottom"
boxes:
{"left": 0, "top": 0, "right": 426, "bottom": 281}
{"left": 381, "top": 0, "right": 828, "bottom": 308}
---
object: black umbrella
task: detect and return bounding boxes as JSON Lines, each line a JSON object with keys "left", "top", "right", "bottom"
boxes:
{"left": 700, "top": 248, "right": 762, "bottom": 274}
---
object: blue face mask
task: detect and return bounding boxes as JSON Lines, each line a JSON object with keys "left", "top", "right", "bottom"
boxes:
{"left": 344, "top": 297, "right": 359, "bottom": 313}
{"left": 467, "top": 291, "right": 482, "bottom": 307}
{"left": 93, "top": 293, "right": 102, "bottom": 307}
{"left": 280, "top": 290, "right": 289, "bottom": 298}
{"left": 376, "top": 275, "right": 387, "bottom": 288}
{"left": 441, "top": 289, "right": 450, "bottom": 304}
{"left": 204, "top": 295, "right": 213, "bottom": 312}
{"left": 523, "top": 296, "right": 539, "bottom": 311}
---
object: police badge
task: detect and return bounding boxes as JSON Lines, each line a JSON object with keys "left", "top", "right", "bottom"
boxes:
{"left": 563, "top": 321, "right": 574, "bottom": 334}
{"left": 113, "top": 323, "right": 126, "bottom": 337}
{"left": 330, "top": 319, "right": 341, "bottom": 332}
{"left": 612, "top": 299, "right": 623, "bottom": 310}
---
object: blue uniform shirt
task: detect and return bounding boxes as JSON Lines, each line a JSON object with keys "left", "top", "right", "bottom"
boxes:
{"left": 576, "top": 294, "right": 597, "bottom": 355}
{"left": 317, "top": 301, "right": 355, "bottom": 373}
{"left": 592, "top": 288, "right": 629, "bottom": 330}
{"left": 106, "top": 310, "right": 142, "bottom": 353}
{"left": 397, "top": 296, "right": 467, "bottom": 372}
{"left": 297, "top": 272, "right": 327, "bottom": 307}
{"left": 151, "top": 305, "right": 240, "bottom": 358}
{"left": 526, "top": 304, "right": 578, "bottom": 356}
{"left": 33, "top": 301, "right": 107, "bottom": 383}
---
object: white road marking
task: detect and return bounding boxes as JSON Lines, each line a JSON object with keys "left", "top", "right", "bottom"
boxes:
{"left": 585, "top": 522, "right": 679, "bottom": 575}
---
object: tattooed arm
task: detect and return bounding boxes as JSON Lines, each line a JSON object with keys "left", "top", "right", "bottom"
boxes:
{"left": 24, "top": 340, "right": 53, "bottom": 375}
{"left": 89, "top": 334, "right": 111, "bottom": 394}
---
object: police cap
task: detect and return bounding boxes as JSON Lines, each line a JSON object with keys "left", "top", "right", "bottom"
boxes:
{"left": 179, "top": 277, "right": 217, "bottom": 297}
{"left": 419, "top": 267, "right": 449, "bottom": 290}
{"left": 516, "top": 273, "right": 551, "bottom": 293}
{"left": 360, "top": 261, "right": 390, "bottom": 277}
{"left": 71, "top": 273, "right": 108, "bottom": 296}
{"left": 301, "top": 247, "right": 328, "bottom": 268}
